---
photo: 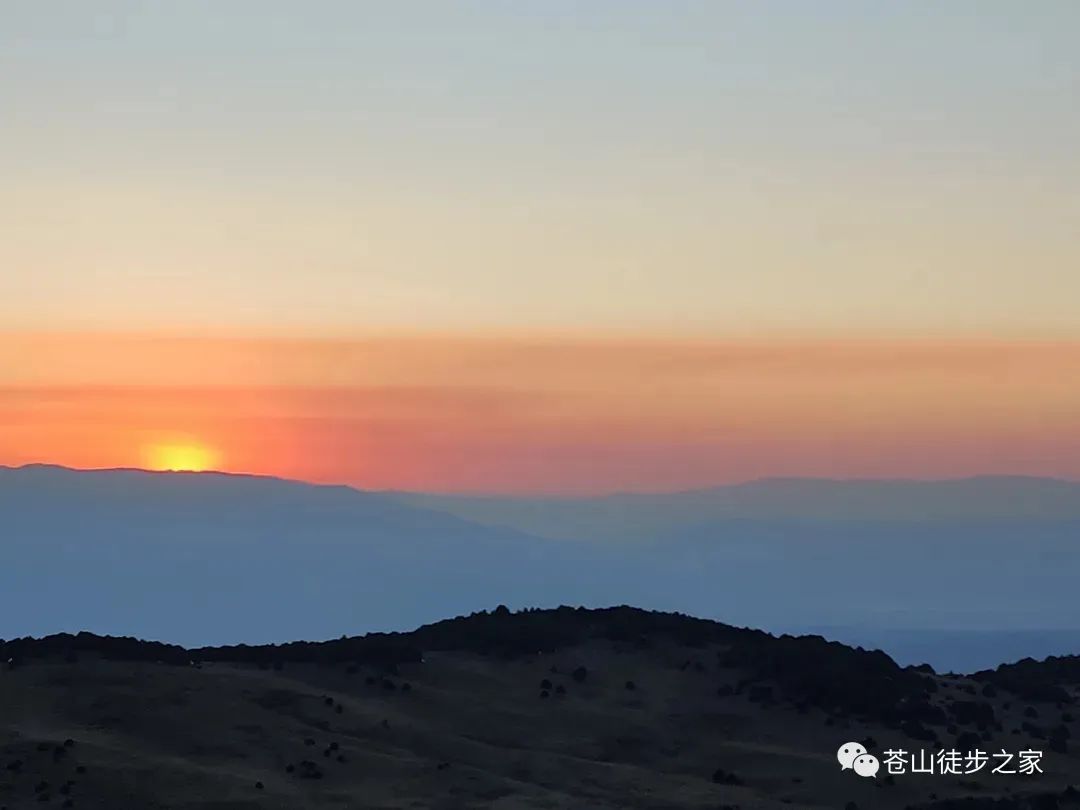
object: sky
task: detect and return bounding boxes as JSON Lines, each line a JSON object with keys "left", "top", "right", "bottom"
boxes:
{"left": 2, "top": 2, "right": 1079, "bottom": 492}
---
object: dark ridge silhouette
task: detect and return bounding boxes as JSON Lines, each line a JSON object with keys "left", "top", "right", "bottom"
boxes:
{"left": 409, "top": 605, "right": 739, "bottom": 657}
{"left": 716, "top": 626, "right": 941, "bottom": 725}
{"left": 0, "top": 631, "right": 190, "bottom": 666}
{"left": 0, "top": 605, "right": 940, "bottom": 726}
{"left": 974, "top": 655, "right": 1080, "bottom": 705}
{"left": 3, "top": 605, "right": 1076, "bottom": 732}
{"left": 9, "top": 605, "right": 742, "bottom": 666}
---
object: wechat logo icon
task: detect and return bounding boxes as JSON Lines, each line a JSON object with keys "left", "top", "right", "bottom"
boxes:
{"left": 838, "top": 742, "right": 879, "bottom": 778}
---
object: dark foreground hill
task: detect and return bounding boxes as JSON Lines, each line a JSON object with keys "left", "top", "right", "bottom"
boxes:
{"left": 2, "top": 607, "right": 1079, "bottom": 809}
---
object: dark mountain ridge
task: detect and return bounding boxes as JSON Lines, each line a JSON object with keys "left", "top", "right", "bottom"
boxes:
{"left": 4, "top": 606, "right": 1076, "bottom": 723}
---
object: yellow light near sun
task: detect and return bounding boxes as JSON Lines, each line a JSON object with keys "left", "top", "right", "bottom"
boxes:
{"left": 144, "top": 443, "right": 222, "bottom": 472}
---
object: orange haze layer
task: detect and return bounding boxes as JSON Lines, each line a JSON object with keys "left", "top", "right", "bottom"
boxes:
{"left": 2, "top": 333, "right": 1079, "bottom": 493}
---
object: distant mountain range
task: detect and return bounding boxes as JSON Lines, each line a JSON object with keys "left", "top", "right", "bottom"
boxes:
{"left": 3, "top": 465, "right": 1079, "bottom": 670}
{"left": 390, "top": 475, "right": 1080, "bottom": 543}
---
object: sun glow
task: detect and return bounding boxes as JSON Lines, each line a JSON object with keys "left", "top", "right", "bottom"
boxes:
{"left": 144, "top": 442, "right": 222, "bottom": 472}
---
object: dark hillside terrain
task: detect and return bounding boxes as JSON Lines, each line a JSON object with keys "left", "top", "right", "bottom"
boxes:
{"left": 2, "top": 607, "right": 1079, "bottom": 809}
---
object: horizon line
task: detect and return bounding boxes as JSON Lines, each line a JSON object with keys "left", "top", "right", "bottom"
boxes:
{"left": 4, "top": 461, "right": 1078, "bottom": 500}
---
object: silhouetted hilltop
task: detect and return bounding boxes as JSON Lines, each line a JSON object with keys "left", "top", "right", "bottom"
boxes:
{"left": 8, "top": 607, "right": 1077, "bottom": 719}
{"left": 1, "top": 605, "right": 859, "bottom": 666}
{"left": 0, "top": 606, "right": 956, "bottom": 726}
{"left": 1, "top": 631, "right": 189, "bottom": 666}
{"left": 411, "top": 605, "right": 740, "bottom": 654}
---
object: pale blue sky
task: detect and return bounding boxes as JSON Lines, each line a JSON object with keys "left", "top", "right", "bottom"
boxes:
{"left": 3, "top": 1, "right": 1078, "bottom": 335}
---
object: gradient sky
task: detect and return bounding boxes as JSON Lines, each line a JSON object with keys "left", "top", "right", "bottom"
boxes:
{"left": 2, "top": 3, "right": 1079, "bottom": 491}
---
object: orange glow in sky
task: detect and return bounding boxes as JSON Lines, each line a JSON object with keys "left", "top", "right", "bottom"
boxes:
{"left": 2, "top": 333, "right": 1079, "bottom": 494}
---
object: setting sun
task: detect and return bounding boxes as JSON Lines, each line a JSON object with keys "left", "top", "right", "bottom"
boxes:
{"left": 144, "top": 442, "right": 222, "bottom": 472}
